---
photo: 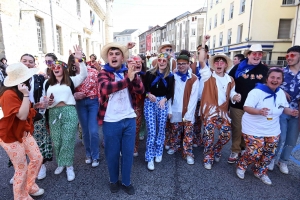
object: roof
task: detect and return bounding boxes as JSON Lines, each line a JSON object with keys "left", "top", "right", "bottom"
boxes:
{"left": 166, "top": 11, "right": 191, "bottom": 23}
{"left": 116, "top": 29, "right": 138, "bottom": 36}
{"left": 191, "top": 7, "right": 207, "bottom": 14}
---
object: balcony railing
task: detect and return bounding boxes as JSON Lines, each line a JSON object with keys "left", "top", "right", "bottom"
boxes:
{"left": 282, "top": 0, "right": 295, "bottom": 5}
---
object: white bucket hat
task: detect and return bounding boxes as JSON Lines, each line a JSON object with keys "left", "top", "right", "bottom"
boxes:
{"left": 100, "top": 42, "right": 129, "bottom": 63}
{"left": 4, "top": 63, "right": 38, "bottom": 87}
{"left": 158, "top": 41, "right": 175, "bottom": 53}
{"left": 244, "top": 44, "right": 267, "bottom": 56}
{"left": 209, "top": 53, "right": 233, "bottom": 72}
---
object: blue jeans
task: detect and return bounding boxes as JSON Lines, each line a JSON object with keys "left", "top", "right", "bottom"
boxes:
{"left": 76, "top": 97, "right": 100, "bottom": 160}
{"left": 103, "top": 118, "right": 136, "bottom": 186}
{"left": 276, "top": 113, "right": 299, "bottom": 163}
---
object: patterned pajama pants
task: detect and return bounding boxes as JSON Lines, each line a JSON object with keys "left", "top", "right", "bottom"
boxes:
{"left": 144, "top": 97, "right": 168, "bottom": 162}
{"left": 237, "top": 134, "right": 279, "bottom": 176}
{"left": 203, "top": 116, "right": 231, "bottom": 164}
{"left": 164, "top": 120, "right": 172, "bottom": 147}
{"left": 170, "top": 121, "right": 194, "bottom": 158}
{"left": 193, "top": 101, "right": 202, "bottom": 146}
{"left": 134, "top": 105, "right": 143, "bottom": 154}
{"left": 49, "top": 106, "right": 78, "bottom": 167}
{"left": 0, "top": 134, "right": 43, "bottom": 200}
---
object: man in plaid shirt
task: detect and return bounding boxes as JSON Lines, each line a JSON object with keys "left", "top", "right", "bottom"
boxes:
{"left": 98, "top": 42, "right": 144, "bottom": 195}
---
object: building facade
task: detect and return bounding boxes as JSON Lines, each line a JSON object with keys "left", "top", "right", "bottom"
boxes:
{"left": 138, "top": 25, "right": 160, "bottom": 54}
{"left": 114, "top": 29, "right": 140, "bottom": 56}
{"left": 206, "top": 0, "right": 296, "bottom": 66}
{"left": 0, "top": 0, "right": 106, "bottom": 72}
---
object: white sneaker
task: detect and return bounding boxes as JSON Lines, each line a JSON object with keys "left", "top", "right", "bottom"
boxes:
{"left": 236, "top": 168, "right": 245, "bottom": 179}
{"left": 214, "top": 156, "right": 220, "bottom": 163}
{"left": 9, "top": 176, "right": 13, "bottom": 185}
{"left": 66, "top": 166, "right": 75, "bottom": 181}
{"left": 167, "top": 149, "right": 175, "bottom": 155}
{"left": 139, "top": 135, "right": 144, "bottom": 141}
{"left": 133, "top": 152, "right": 139, "bottom": 157}
{"left": 165, "top": 145, "right": 170, "bottom": 150}
{"left": 92, "top": 159, "right": 99, "bottom": 168}
{"left": 37, "top": 164, "right": 46, "bottom": 180}
{"left": 155, "top": 155, "right": 162, "bottom": 163}
{"left": 254, "top": 173, "right": 272, "bottom": 185}
{"left": 85, "top": 157, "right": 92, "bottom": 164}
{"left": 147, "top": 160, "right": 154, "bottom": 171}
{"left": 204, "top": 163, "right": 212, "bottom": 170}
{"left": 228, "top": 152, "right": 239, "bottom": 164}
{"left": 186, "top": 156, "right": 194, "bottom": 165}
{"left": 277, "top": 162, "right": 289, "bottom": 174}
{"left": 241, "top": 150, "right": 247, "bottom": 156}
{"left": 54, "top": 166, "right": 64, "bottom": 175}
{"left": 268, "top": 159, "right": 275, "bottom": 171}
{"left": 30, "top": 188, "right": 44, "bottom": 196}
{"left": 192, "top": 144, "right": 198, "bottom": 148}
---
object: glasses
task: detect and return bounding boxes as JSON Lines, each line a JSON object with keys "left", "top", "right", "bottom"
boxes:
{"left": 177, "top": 62, "right": 188, "bottom": 66}
{"left": 285, "top": 53, "right": 298, "bottom": 59}
{"left": 45, "top": 60, "right": 54, "bottom": 65}
{"left": 47, "top": 61, "right": 67, "bottom": 70}
{"left": 214, "top": 59, "right": 226, "bottom": 65}
{"left": 251, "top": 52, "right": 263, "bottom": 57}
{"left": 158, "top": 58, "right": 167, "bottom": 63}
{"left": 165, "top": 48, "right": 172, "bottom": 52}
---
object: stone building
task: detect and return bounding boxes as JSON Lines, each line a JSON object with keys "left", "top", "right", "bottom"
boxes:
{"left": 114, "top": 29, "right": 141, "bottom": 56}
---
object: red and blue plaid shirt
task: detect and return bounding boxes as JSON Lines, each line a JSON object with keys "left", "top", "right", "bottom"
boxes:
{"left": 97, "top": 69, "right": 145, "bottom": 125}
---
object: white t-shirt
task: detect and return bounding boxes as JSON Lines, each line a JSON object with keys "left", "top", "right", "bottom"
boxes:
{"left": 104, "top": 73, "right": 136, "bottom": 122}
{"left": 242, "top": 88, "right": 289, "bottom": 137}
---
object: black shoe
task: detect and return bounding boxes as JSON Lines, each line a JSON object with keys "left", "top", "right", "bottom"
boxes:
{"left": 122, "top": 184, "right": 135, "bottom": 195}
{"left": 109, "top": 181, "right": 120, "bottom": 193}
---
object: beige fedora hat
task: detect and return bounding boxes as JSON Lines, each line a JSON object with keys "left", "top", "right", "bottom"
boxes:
{"left": 4, "top": 63, "right": 38, "bottom": 87}
{"left": 244, "top": 44, "right": 267, "bottom": 56}
{"left": 209, "top": 53, "right": 233, "bottom": 72}
{"left": 100, "top": 42, "right": 129, "bottom": 63}
{"left": 158, "top": 41, "right": 175, "bottom": 53}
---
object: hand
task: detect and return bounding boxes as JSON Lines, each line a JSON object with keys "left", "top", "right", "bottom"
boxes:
{"left": 203, "top": 35, "right": 210, "bottom": 43}
{"left": 127, "top": 60, "right": 139, "bottom": 81}
{"left": 284, "top": 91, "right": 291, "bottom": 102}
{"left": 127, "top": 42, "right": 136, "bottom": 49}
{"left": 233, "top": 94, "right": 241, "bottom": 102}
{"left": 259, "top": 108, "right": 270, "bottom": 116}
{"left": 73, "top": 45, "right": 82, "bottom": 59}
{"left": 158, "top": 98, "right": 167, "bottom": 109}
{"left": 18, "top": 83, "right": 29, "bottom": 96}
{"left": 74, "top": 92, "right": 86, "bottom": 100}
{"left": 48, "top": 96, "right": 54, "bottom": 106}
{"left": 168, "top": 114, "right": 172, "bottom": 119}
{"left": 291, "top": 109, "right": 299, "bottom": 117}
{"left": 148, "top": 94, "right": 157, "bottom": 102}
{"left": 34, "top": 102, "right": 44, "bottom": 109}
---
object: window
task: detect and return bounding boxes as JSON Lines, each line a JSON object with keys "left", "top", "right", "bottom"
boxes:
{"left": 78, "top": 35, "right": 82, "bottom": 47}
{"left": 209, "top": 18, "right": 212, "bottom": 30}
{"left": 76, "top": 0, "right": 81, "bottom": 17}
{"left": 240, "top": 0, "right": 246, "bottom": 13}
{"left": 213, "top": 35, "right": 216, "bottom": 48}
{"left": 229, "top": 2, "right": 234, "bottom": 19}
{"left": 35, "top": 17, "right": 44, "bottom": 52}
{"left": 214, "top": 14, "right": 218, "bottom": 27}
{"left": 210, "top": 0, "right": 213, "bottom": 9}
{"left": 56, "top": 26, "right": 63, "bottom": 54}
{"left": 221, "top": 9, "right": 225, "bottom": 24}
{"left": 219, "top": 32, "right": 223, "bottom": 46}
{"left": 56, "top": 0, "right": 60, "bottom": 6}
{"left": 278, "top": 19, "right": 292, "bottom": 39}
{"left": 282, "top": 0, "right": 295, "bottom": 5}
{"left": 237, "top": 24, "right": 243, "bottom": 43}
{"left": 98, "top": 20, "right": 101, "bottom": 32}
{"left": 192, "top": 17, "right": 195, "bottom": 22}
{"left": 191, "top": 29, "right": 196, "bottom": 36}
{"left": 191, "top": 42, "right": 196, "bottom": 50}
{"left": 216, "top": 0, "right": 219, "bottom": 4}
{"left": 228, "top": 29, "right": 232, "bottom": 44}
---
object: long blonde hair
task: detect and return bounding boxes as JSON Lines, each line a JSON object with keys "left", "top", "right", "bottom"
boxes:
{"left": 149, "top": 58, "right": 171, "bottom": 78}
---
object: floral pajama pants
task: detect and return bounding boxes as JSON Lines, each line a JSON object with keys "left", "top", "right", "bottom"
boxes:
{"left": 193, "top": 101, "right": 202, "bottom": 146}
{"left": 169, "top": 121, "right": 194, "bottom": 158}
{"left": 144, "top": 97, "right": 168, "bottom": 162}
{"left": 134, "top": 105, "right": 143, "bottom": 154}
{"left": 164, "top": 119, "right": 172, "bottom": 147}
{"left": 0, "top": 134, "right": 43, "bottom": 200}
{"left": 203, "top": 116, "right": 231, "bottom": 164}
{"left": 49, "top": 106, "right": 78, "bottom": 167}
{"left": 237, "top": 134, "right": 279, "bottom": 176}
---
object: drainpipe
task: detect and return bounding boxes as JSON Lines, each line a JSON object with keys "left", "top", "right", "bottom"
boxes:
{"left": 49, "top": 0, "right": 55, "bottom": 52}
{"left": 293, "top": 3, "right": 300, "bottom": 46}
{"left": 247, "top": 0, "right": 253, "bottom": 43}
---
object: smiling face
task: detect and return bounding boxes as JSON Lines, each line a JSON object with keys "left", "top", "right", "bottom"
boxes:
{"left": 21, "top": 55, "right": 35, "bottom": 68}
{"left": 285, "top": 51, "right": 300, "bottom": 67}
{"left": 266, "top": 71, "right": 283, "bottom": 91}
{"left": 49, "top": 62, "right": 65, "bottom": 78}
{"left": 177, "top": 59, "right": 189, "bottom": 74}
{"left": 213, "top": 57, "right": 227, "bottom": 76}
{"left": 247, "top": 51, "right": 263, "bottom": 65}
{"left": 132, "top": 56, "right": 142, "bottom": 72}
{"left": 107, "top": 48, "right": 124, "bottom": 69}
{"left": 160, "top": 45, "right": 173, "bottom": 54}
{"left": 157, "top": 57, "right": 168, "bottom": 72}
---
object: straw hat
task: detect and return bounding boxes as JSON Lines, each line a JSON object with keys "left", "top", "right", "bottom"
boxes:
{"left": 209, "top": 53, "right": 233, "bottom": 72}
{"left": 158, "top": 41, "right": 175, "bottom": 53}
{"left": 100, "top": 42, "right": 129, "bottom": 63}
{"left": 4, "top": 63, "right": 38, "bottom": 87}
{"left": 244, "top": 44, "right": 266, "bottom": 56}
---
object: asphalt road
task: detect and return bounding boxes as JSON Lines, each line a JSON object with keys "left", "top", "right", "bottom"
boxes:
{"left": 1, "top": 133, "right": 300, "bottom": 200}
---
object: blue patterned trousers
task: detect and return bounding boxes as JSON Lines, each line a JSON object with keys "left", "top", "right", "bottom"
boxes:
{"left": 144, "top": 97, "right": 168, "bottom": 162}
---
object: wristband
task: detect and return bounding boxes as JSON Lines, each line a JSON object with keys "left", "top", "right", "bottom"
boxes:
{"left": 23, "top": 96, "right": 29, "bottom": 97}
{"left": 75, "top": 58, "right": 85, "bottom": 63}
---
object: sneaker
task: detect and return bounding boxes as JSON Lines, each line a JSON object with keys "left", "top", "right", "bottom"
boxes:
{"left": 92, "top": 159, "right": 99, "bottom": 168}
{"left": 54, "top": 166, "right": 64, "bottom": 175}
{"left": 30, "top": 188, "right": 44, "bottom": 196}
{"left": 254, "top": 173, "right": 272, "bottom": 185}
{"left": 277, "top": 162, "right": 289, "bottom": 174}
{"left": 139, "top": 135, "right": 144, "bottom": 141}
{"left": 9, "top": 177, "right": 13, "bottom": 185}
{"left": 214, "top": 156, "right": 220, "bottom": 163}
{"left": 122, "top": 184, "right": 135, "bottom": 195}
{"left": 133, "top": 152, "right": 139, "bottom": 157}
{"left": 192, "top": 144, "right": 198, "bottom": 148}
{"left": 66, "top": 166, "right": 75, "bottom": 181}
{"left": 186, "top": 155, "right": 195, "bottom": 165}
{"left": 204, "top": 163, "right": 212, "bottom": 170}
{"left": 240, "top": 150, "right": 247, "bottom": 156}
{"left": 85, "top": 157, "right": 92, "bottom": 164}
{"left": 167, "top": 149, "right": 175, "bottom": 155}
{"left": 37, "top": 164, "right": 46, "bottom": 180}
{"left": 236, "top": 168, "right": 245, "bottom": 179}
{"left": 268, "top": 159, "right": 275, "bottom": 171}
{"left": 228, "top": 152, "right": 239, "bottom": 164}
{"left": 147, "top": 160, "right": 155, "bottom": 171}
{"left": 165, "top": 145, "right": 170, "bottom": 150}
{"left": 155, "top": 155, "right": 162, "bottom": 163}
{"left": 110, "top": 181, "right": 120, "bottom": 193}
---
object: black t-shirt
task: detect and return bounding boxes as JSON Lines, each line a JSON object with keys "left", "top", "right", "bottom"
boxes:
{"left": 229, "top": 62, "right": 269, "bottom": 110}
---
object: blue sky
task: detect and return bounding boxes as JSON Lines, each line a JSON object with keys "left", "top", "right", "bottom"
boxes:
{"left": 113, "top": 0, "right": 207, "bottom": 33}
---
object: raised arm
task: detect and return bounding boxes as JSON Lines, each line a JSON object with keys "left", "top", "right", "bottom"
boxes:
{"left": 198, "top": 35, "right": 210, "bottom": 69}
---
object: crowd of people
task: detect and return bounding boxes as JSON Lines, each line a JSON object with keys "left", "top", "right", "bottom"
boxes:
{"left": 0, "top": 35, "right": 299, "bottom": 199}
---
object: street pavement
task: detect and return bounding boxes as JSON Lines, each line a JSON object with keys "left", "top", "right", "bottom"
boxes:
{"left": 1, "top": 134, "right": 300, "bottom": 200}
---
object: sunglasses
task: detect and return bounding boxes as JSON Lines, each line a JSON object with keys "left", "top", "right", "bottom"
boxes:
{"left": 158, "top": 58, "right": 167, "bottom": 63}
{"left": 165, "top": 48, "right": 172, "bottom": 52}
{"left": 251, "top": 52, "right": 263, "bottom": 57}
{"left": 285, "top": 53, "right": 298, "bottom": 59}
{"left": 47, "top": 61, "right": 67, "bottom": 70}
{"left": 158, "top": 53, "right": 168, "bottom": 58}
{"left": 45, "top": 60, "right": 55, "bottom": 65}
{"left": 177, "top": 62, "right": 188, "bottom": 66}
